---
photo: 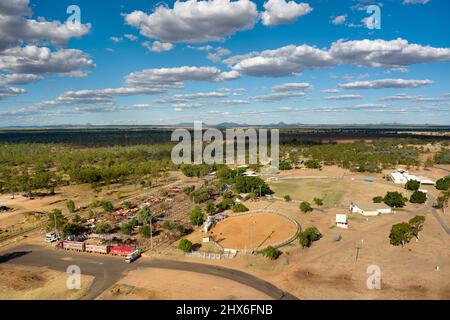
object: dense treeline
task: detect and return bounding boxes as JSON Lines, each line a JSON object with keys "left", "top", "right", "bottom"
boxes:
{"left": 0, "top": 128, "right": 447, "bottom": 196}
{"left": 0, "top": 143, "right": 174, "bottom": 195}
{"left": 301, "top": 140, "right": 422, "bottom": 172}
{"left": 0, "top": 129, "right": 173, "bottom": 147}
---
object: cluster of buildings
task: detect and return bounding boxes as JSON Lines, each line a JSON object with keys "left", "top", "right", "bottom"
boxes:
{"left": 336, "top": 202, "right": 393, "bottom": 229}
{"left": 335, "top": 169, "right": 435, "bottom": 229}
{"left": 390, "top": 169, "right": 435, "bottom": 186}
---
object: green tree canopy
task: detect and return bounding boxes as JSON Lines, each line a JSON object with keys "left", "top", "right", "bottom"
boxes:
{"left": 389, "top": 222, "right": 413, "bottom": 247}
{"left": 47, "top": 209, "right": 67, "bottom": 233}
{"left": 435, "top": 191, "right": 449, "bottom": 210}
{"left": 233, "top": 176, "right": 272, "bottom": 196}
{"left": 66, "top": 200, "right": 76, "bottom": 213}
{"left": 63, "top": 223, "right": 81, "bottom": 237}
{"left": 372, "top": 196, "right": 383, "bottom": 203}
{"left": 279, "top": 161, "right": 293, "bottom": 170}
{"left": 261, "top": 246, "right": 281, "bottom": 260}
{"left": 121, "top": 223, "right": 134, "bottom": 235}
{"left": 95, "top": 222, "right": 111, "bottom": 234}
{"left": 189, "top": 207, "right": 205, "bottom": 226}
{"left": 178, "top": 239, "right": 193, "bottom": 252}
{"left": 384, "top": 192, "right": 407, "bottom": 208}
{"left": 232, "top": 203, "right": 249, "bottom": 213}
{"left": 435, "top": 176, "right": 450, "bottom": 191}
{"left": 405, "top": 180, "right": 420, "bottom": 191}
{"left": 137, "top": 205, "right": 151, "bottom": 225}
{"left": 216, "top": 197, "right": 235, "bottom": 213}
{"left": 409, "top": 215, "right": 425, "bottom": 239}
{"left": 139, "top": 225, "right": 151, "bottom": 237}
{"left": 410, "top": 191, "right": 427, "bottom": 204}
{"left": 299, "top": 201, "right": 313, "bottom": 213}
{"left": 304, "top": 159, "right": 321, "bottom": 169}
{"left": 313, "top": 197, "right": 324, "bottom": 206}
{"left": 206, "top": 200, "right": 216, "bottom": 215}
{"left": 101, "top": 201, "right": 114, "bottom": 213}
{"left": 299, "top": 226, "right": 321, "bottom": 248}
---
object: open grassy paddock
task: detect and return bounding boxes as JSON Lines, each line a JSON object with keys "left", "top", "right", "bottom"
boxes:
{"left": 269, "top": 176, "right": 411, "bottom": 208}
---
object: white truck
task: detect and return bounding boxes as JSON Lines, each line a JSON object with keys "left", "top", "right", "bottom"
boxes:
{"left": 45, "top": 233, "right": 60, "bottom": 243}
{"left": 125, "top": 249, "right": 142, "bottom": 263}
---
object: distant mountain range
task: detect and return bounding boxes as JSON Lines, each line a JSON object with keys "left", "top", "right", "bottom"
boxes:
{"left": 176, "top": 121, "right": 304, "bottom": 127}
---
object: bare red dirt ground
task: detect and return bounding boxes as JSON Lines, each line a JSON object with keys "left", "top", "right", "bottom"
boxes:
{"left": 209, "top": 212, "right": 298, "bottom": 250}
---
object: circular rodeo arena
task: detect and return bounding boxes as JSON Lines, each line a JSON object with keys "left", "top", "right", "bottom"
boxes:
{"left": 208, "top": 210, "right": 300, "bottom": 253}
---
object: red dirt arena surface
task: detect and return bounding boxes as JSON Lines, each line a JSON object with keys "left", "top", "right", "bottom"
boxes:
{"left": 209, "top": 212, "right": 298, "bottom": 250}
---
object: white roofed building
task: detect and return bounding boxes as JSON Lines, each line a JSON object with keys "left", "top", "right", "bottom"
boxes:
{"left": 390, "top": 170, "right": 434, "bottom": 186}
{"left": 390, "top": 171, "right": 408, "bottom": 184}
{"left": 336, "top": 214, "right": 348, "bottom": 229}
{"left": 350, "top": 202, "right": 392, "bottom": 216}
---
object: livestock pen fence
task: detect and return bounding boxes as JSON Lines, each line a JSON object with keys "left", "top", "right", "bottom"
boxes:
{"left": 221, "top": 209, "right": 301, "bottom": 254}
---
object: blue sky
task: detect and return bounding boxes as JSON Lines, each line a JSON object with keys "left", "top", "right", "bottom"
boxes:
{"left": 0, "top": 0, "right": 449, "bottom": 126}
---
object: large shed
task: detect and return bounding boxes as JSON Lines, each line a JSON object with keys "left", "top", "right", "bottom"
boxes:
{"left": 349, "top": 202, "right": 392, "bottom": 216}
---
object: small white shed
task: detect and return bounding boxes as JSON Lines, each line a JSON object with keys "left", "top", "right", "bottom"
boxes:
{"left": 336, "top": 214, "right": 348, "bottom": 229}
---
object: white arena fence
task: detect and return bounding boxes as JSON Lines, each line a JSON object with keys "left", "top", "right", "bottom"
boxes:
{"left": 221, "top": 210, "right": 301, "bottom": 254}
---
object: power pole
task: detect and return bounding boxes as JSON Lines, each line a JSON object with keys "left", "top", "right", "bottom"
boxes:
{"left": 150, "top": 223, "right": 153, "bottom": 251}
{"left": 150, "top": 215, "right": 153, "bottom": 251}
{"left": 355, "top": 239, "right": 363, "bottom": 262}
{"left": 54, "top": 213, "right": 58, "bottom": 237}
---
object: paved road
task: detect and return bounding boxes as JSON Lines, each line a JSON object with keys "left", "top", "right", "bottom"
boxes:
{"left": 0, "top": 245, "right": 297, "bottom": 300}
{"left": 426, "top": 194, "right": 450, "bottom": 235}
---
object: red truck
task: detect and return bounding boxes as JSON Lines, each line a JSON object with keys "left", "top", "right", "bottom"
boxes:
{"left": 109, "top": 245, "right": 134, "bottom": 256}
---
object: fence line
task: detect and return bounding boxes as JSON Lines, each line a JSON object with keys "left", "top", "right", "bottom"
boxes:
{"left": 223, "top": 210, "right": 300, "bottom": 254}
{"left": 185, "top": 251, "right": 237, "bottom": 260}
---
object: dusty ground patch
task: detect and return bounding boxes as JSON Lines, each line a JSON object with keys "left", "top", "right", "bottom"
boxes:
{"left": 0, "top": 264, "right": 93, "bottom": 300}
{"left": 97, "top": 268, "right": 271, "bottom": 300}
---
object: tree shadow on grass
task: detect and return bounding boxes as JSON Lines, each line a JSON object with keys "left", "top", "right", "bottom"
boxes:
{"left": 0, "top": 251, "right": 31, "bottom": 264}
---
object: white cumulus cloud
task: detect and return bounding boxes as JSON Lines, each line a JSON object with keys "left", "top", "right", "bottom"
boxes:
{"left": 124, "top": 0, "right": 258, "bottom": 43}
{"left": 0, "top": 45, "right": 95, "bottom": 75}
{"left": 324, "top": 94, "right": 363, "bottom": 100}
{"left": 330, "top": 38, "right": 450, "bottom": 68}
{"left": 231, "top": 44, "right": 335, "bottom": 77}
{"left": 403, "top": 0, "right": 430, "bottom": 5}
{"left": 272, "top": 82, "right": 312, "bottom": 92}
{"left": 261, "top": 0, "right": 313, "bottom": 26}
{"left": 338, "top": 79, "right": 433, "bottom": 89}
{"left": 331, "top": 15, "right": 347, "bottom": 25}
{"left": 142, "top": 41, "right": 174, "bottom": 52}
